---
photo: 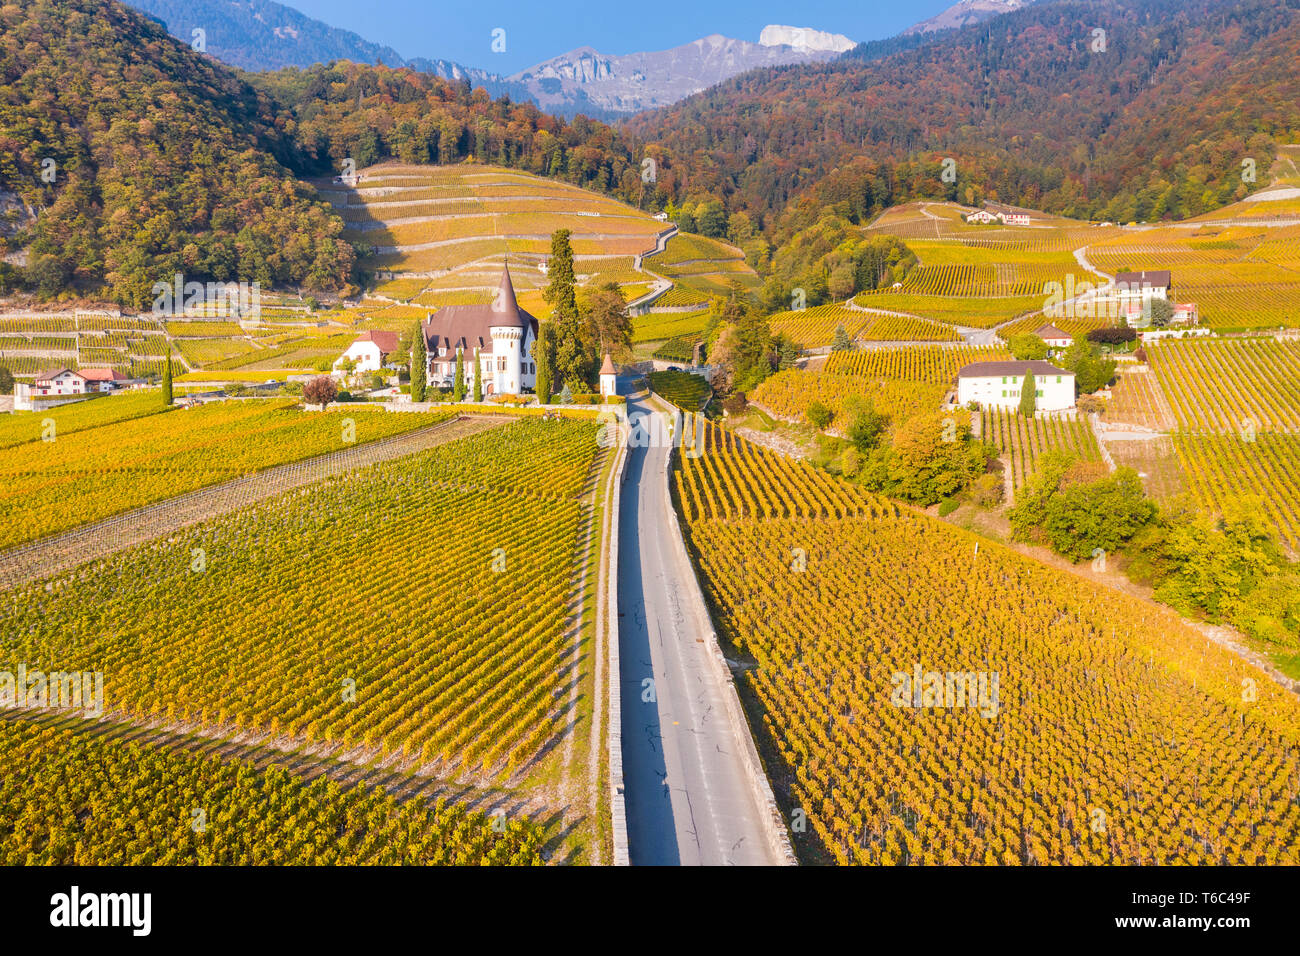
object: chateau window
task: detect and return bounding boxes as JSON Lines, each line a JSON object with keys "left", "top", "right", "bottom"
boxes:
{"left": 498, "top": 357, "right": 506, "bottom": 371}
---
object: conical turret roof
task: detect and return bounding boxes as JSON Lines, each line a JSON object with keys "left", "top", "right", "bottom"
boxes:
{"left": 490, "top": 263, "right": 526, "bottom": 328}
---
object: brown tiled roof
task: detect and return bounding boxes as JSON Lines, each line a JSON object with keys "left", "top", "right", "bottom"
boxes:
{"left": 420, "top": 265, "right": 537, "bottom": 355}
{"left": 354, "top": 330, "right": 400, "bottom": 354}
{"left": 599, "top": 353, "right": 616, "bottom": 375}
{"left": 958, "top": 360, "right": 1070, "bottom": 378}
{"left": 1114, "top": 270, "right": 1171, "bottom": 289}
{"left": 79, "top": 368, "right": 129, "bottom": 381}
{"left": 33, "top": 368, "right": 79, "bottom": 383}
{"left": 1035, "top": 324, "right": 1072, "bottom": 339}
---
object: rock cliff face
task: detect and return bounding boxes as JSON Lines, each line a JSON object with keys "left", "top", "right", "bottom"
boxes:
{"left": 902, "top": 0, "right": 1033, "bottom": 36}
{"left": 758, "top": 24, "right": 856, "bottom": 53}
{"left": 511, "top": 27, "right": 851, "bottom": 115}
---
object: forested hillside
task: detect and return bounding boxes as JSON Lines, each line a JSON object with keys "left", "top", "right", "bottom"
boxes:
{"left": 0, "top": 0, "right": 355, "bottom": 306}
{"left": 253, "top": 63, "right": 655, "bottom": 204}
{"left": 631, "top": 0, "right": 1300, "bottom": 231}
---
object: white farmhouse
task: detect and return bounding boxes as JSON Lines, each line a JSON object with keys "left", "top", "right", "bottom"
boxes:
{"left": 958, "top": 360, "right": 1075, "bottom": 411}
{"left": 31, "top": 367, "right": 129, "bottom": 396}
{"left": 1034, "top": 324, "right": 1074, "bottom": 349}
{"left": 335, "top": 330, "right": 400, "bottom": 375}
{"left": 1113, "top": 270, "right": 1171, "bottom": 303}
{"left": 418, "top": 265, "right": 539, "bottom": 396}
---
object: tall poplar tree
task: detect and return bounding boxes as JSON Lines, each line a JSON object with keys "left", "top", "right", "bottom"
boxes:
{"left": 534, "top": 324, "right": 553, "bottom": 404}
{"left": 162, "top": 353, "right": 173, "bottom": 406}
{"left": 410, "top": 321, "right": 427, "bottom": 402}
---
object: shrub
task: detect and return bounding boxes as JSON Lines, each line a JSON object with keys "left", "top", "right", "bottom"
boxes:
{"left": 840, "top": 445, "right": 862, "bottom": 478}
{"left": 722, "top": 392, "right": 748, "bottom": 416}
{"left": 938, "top": 497, "right": 960, "bottom": 517}
{"left": 970, "top": 473, "right": 1005, "bottom": 507}
{"left": 806, "top": 401, "right": 833, "bottom": 430}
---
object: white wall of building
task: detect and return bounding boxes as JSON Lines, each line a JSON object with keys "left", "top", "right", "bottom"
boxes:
{"left": 959, "top": 370, "right": 1075, "bottom": 411}
{"left": 334, "top": 341, "right": 384, "bottom": 374}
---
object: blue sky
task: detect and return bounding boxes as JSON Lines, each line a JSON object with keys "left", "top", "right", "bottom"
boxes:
{"left": 288, "top": 0, "right": 958, "bottom": 74}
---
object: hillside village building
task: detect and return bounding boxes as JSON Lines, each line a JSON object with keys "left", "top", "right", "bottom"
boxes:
{"left": 1113, "top": 270, "right": 1171, "bottom": 302}
{"left": 334, "top": 330, "right": 400, "bottom": 375}
{"left": 417, "top": 265, "right": 539, "bottom": 395}
{"left": 1034, "top": 324, "right": 1073, "bottom": 349}
{"left": 967, "top": 202, "right": 1032, "bottom": 226}
{"left": 30, "top": 367, "right": 129, "bottom": 396}
{"left": 957, "top": 360, "right": 1075, "bottom": 411}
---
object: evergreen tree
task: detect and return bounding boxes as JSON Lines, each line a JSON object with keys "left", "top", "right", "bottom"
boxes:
{"left": 473, "top": 347, "right": 483, "bottom": 402}
{"left": 543, "top": 230, "right": 578, "bottom": 317}
{"left": 559, "top": 382, "right": 573, "bottom": 404}
{"left": 544, "top": 229, "right": 593, "bottom": 388}
{"left": 162, "top": 354, "right": 173, "bottom": 406}
{"left": 453, "top": 348, "right": 465, "bottom": 401}
{"left": 831, "top": 324, "right": 853, "bottom": 352}
{"left": 534, "top": 324, "right": 553, "bottom": 404}
{"left": 410, "top": 321, "right": 427, "bottom": 402}
{"left": 1019, "top": 371, "right": 1037, "bottom": 417}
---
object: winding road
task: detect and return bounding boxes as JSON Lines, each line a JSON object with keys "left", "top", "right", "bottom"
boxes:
{"left": 616, "top": 387, "right": 783, "bottom": 865}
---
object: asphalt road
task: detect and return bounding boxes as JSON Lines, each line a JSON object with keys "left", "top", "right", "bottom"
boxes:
{"left": 616, "top": 389, "right": 780, "bottom": 866}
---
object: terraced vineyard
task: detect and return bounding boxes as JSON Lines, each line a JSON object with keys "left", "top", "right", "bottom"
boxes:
{"left": 327, "top": 164, "right": 664, "bottom": 293}
{"left": 0, "top": 400, "right": 443, "bottom": 549}
{"left": 852, "top": 290, "right": 1044, "bottom": 329}
{"left": 823, "top": 345, "right": 1012, "bottom": 385}
{"left": 1173, "top": 432, "right": 1300, "bottom": 551}
{"left": 1142, "top": 338, "right": 1300, "bottom": 550}
{"left": 1105, "top": 368, "right": 1174, "bottom": 431}
{"left": 651, "top": 334, "right": 699, "bottom": 364}
{"left": 981, "top": 409, "right": 1102, "bottom": 493}
{"left": 1148, "top": 338, "right": 1300, "bottom": 433}
{"left": 768, "top": 305, "right": 871, "bottom": 349}
{"left": 858, "top": 313, "right": 964, "bottom": 343}
{"left": 674, "top": 419, "right": 1300, "bottom": 865}
{"left": 649, "top": 370, "right": 712, "bottom": 409}
{"left": 0, "top": 715, "right": 544, "bottom": 865}
{"left": 649, "top": 231, "right": 762, "bottom": 302}
{"left": 631, "top": 309, "right": 709, "bottom": 344}
{"left": 0, "top": 419, "right": 599, "bottom": 781}
{"left": 0, "top": 391, "right": 169, "bottom": 450}
{"left": 1085, "top": 225, "right": 1300, "bottom": 331}
{"left": 752, "top": 369, "right": 946, "bottom": 427}
{"left": 998, "top": 312, "right": 1114, "bottom": 342}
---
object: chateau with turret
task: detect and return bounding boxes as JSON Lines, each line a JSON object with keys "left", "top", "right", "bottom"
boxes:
{"left": 416, "top": 265, "right": 540, "bottom": 395}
